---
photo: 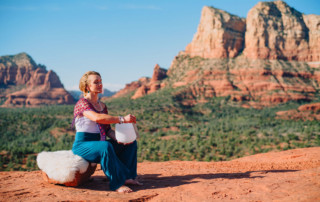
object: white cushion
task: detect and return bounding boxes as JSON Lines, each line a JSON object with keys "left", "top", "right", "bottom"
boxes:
{"left": 37, "top": 150, "right": 95, "bottom": 183}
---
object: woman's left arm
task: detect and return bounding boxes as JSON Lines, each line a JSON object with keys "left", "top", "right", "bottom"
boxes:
{"left": 107, "top": 129, "right": 116, "bottom": 141}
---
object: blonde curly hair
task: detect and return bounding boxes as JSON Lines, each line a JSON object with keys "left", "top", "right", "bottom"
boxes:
{"left": 79, "top": 71, "right": 101, "bottom": 96}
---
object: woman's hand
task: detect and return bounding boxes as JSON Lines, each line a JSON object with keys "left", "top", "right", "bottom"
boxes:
{"left": 124, "top": 114, "right": 136, "bottom": 123}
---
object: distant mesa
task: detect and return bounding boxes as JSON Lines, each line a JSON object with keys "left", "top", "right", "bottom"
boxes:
{"left": 0, "top": 53, "right": 75, "bottom": 107}
{"left": 111, "top": 1, "right": 320, "bottom": 109}
{"left": 68, "top": 90, "right": 83, "bottom": 101}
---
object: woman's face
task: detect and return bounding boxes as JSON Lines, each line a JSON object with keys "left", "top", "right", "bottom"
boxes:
{"left": 87, "top": 74, "right": 103, "bottom": 94}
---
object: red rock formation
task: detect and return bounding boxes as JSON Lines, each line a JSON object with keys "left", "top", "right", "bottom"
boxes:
{"left": 0, "top": 53, "right": 75, "bottom": 107}
{"left": 115, "top": 55, "right": 319, "bottom": 108}
{"left": 303, "top": 14, "right": 320, "bottom": 62}
{"left": 169, "top": 55, "right": 318, "bottom": 108}
{"left": 298, "top": 103, "right": 320, "bottom": 112}
{"left": 112, "top": 64, "right": 167, "bottom": 100}
{"left": 164, "top": 1, "right": 320, "bottom": 107}
{"left": 0, "top": 53, "right": 36, "bottom": 85}
{"left": 151, "top": 64, "right": 167, "bottom": 82}
{"left": 276, "top": 103, "right": 320, "bottom": 121}
{"left": 243, "top": 1, "right": 316, "bottom": 61}
{"left": 131, "top": 65, "right": 167, "bottom": 99}
{"left": 112, "top": 77, "right": 150, "bottom": 98}
{"left": 185, "top": 6, "right": 246, "bottom": 58}
{"left": 131, "top": 85, "right": 149, "bottom": 99}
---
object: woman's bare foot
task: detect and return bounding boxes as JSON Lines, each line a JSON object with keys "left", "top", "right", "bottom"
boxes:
{"left": 125, "top": 179, "right": 143, "bottom": 186}
{"left": 116, "top": 185, "right": 132, "bottom": 193}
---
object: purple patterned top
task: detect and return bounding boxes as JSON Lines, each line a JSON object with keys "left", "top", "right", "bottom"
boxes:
{"left": 72, "top": 98, "right": 111, "bottom": 141}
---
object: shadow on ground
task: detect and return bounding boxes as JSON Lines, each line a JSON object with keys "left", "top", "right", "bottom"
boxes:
{"left": 75, "top": 169, "right": 298, "bottom": 191}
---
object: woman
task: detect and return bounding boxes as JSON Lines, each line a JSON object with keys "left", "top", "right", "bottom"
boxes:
{"left": 72, "top": 71, "right": 142, "bottom": 193}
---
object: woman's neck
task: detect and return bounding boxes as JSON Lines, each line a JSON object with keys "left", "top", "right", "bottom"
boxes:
{"left": 85, "top": 93, "right": 99, "bottom": 104}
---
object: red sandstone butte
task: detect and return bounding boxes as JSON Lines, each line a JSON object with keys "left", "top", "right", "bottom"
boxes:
{"left": 0, "top": 53, "right": 75, "bottom": 107}
{"left": 243, "top": 1, "right": 320, "bottom": 61}
{"left": 185, "top": 6, "right": 246, "bottom": 58}
{"left": 185, "top": 1, "right": 320, "bottom": 62}
{"left": 112, "top": 64, "right": 167, "bottom": 100}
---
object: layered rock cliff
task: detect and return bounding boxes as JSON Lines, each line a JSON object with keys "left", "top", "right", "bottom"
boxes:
{"left": 243, "top": 1, "right": 319, "bottom": 61}
{"left": 0, "top": 53, "right": 75, "bottom": 107}
{"left": 167, "top": 54, "right": 319, "bottom": 108}
{"left": 185, "top": 6, "right": 246, "bottom": 58}
{"left": 185, "top": 1, "right": 320, "bottom": 62}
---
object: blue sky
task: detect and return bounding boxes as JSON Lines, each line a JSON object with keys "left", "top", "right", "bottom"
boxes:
{"left": 1, "top": 0, "right": 320, "bottom": 91}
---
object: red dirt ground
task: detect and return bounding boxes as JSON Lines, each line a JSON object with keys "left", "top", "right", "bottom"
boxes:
{"left": 1, "top": 147, "right": 319, "bottom": 202}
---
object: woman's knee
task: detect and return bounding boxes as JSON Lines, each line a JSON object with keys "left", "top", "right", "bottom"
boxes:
{"left": 100, "top": 141, "right": 116, "bottom": 154}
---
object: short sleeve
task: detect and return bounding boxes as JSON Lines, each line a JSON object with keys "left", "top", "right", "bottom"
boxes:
{"left": 73, "top": 98, "right": 94, "bottom": 119}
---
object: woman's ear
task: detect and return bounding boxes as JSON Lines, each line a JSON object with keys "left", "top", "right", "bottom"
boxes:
{"left": 86, "top": 84, "right": 90, "bottom": 93}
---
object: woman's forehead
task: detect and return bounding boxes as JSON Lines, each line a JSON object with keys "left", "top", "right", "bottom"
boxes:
{"left": 88, "top": 74, "right": 101, "bottom": 81}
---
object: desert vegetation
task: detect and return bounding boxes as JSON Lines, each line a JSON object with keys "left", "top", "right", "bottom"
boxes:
{"left": 1, "top": 87, "right": 319, "bottom": 171}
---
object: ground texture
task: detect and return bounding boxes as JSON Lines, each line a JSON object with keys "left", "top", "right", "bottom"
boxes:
{"left": 1, "top": 147, "right": 319, "bottom": 202}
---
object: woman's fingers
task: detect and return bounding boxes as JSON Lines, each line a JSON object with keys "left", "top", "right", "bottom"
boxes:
{"left": 124, "top": 114, "right": 136, "bottom": 123}
{"left": 128, "top": 114, "right": 136, "bottom": 123}
{"left": 131, "top": 114, "right": 136, "bottom": 123}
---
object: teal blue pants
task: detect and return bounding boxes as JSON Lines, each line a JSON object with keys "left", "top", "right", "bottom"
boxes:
{"left": 72, "top": 132, "right": 137, "bottom": 190}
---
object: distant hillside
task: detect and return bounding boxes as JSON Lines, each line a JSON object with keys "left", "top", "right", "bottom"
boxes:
{"left": 0, "top": 53, "right": 75, "bottom": 107}
{"left": 69, "top": 89, "right": 116, "bottom": 101}
{"left": 68, "top": 90, "right": 82, "bottom": 101}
